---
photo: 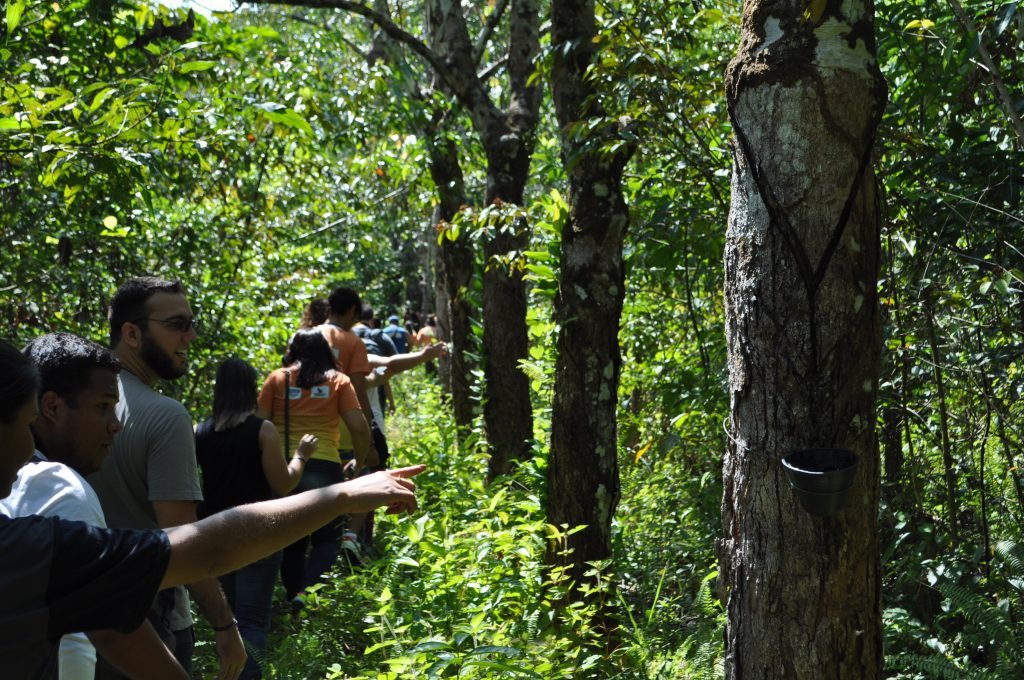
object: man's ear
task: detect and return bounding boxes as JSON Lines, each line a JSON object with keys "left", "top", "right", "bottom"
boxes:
{"left": 120, "top": 320, "right": 143, "bottom": 349}
{"left": 38, "top": 391, "right": 63, "bottom": 423}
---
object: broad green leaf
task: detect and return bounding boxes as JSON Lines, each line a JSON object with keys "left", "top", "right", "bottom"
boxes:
{"left": 261, "top": 108, "right": 313, "bottom": 135}
{"left": 6, "top": 1, "right": 26, "bottom": 34}
{"left": 179, "top": 60, "right": 216, "bottom": 74}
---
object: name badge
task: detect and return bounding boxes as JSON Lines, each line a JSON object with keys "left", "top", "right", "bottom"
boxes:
{"left": 287, "top": 387, "right": 302, "bottom": 400}
{"left": 311, "top": 385, "right": 331, "bottom": 399}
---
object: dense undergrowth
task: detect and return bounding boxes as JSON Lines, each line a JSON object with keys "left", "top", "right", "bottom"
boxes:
{"left": 193, "top": 367, "right": 727, "bottom": 679}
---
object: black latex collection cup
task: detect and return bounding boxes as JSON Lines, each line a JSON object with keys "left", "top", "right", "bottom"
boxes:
{"left": 781, "top": 448, "right": 859, "bottom": 517}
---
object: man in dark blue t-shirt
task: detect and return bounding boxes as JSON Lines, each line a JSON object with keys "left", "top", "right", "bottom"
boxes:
{"left": 0, "top": 515, "right": 171, "bottom": 679}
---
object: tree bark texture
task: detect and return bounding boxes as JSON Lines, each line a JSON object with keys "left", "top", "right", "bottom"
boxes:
{"left": 721, "top": 0, "right": 887, "bottom": 677}
{"left": 425, "top": 0, "right": 541, "bottom": 475}
{"left": 546, "top": 0, "right": 633, "bottom": 588}
{"left": 480, "top": 0, "right": 541, "bottom": 477}
{"left": 428, "top": 131, "right": 476, "bottom": 428}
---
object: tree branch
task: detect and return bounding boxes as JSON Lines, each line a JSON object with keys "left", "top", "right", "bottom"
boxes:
{"left": 244, "top": 0, "right": 454, "bottom": 87}
{"left": 478, "top": 56, "right": 508, "bottom": 81}
{"left": 945, "top": 0, "right": 1024, "bottom": 142}
{"left": 472, "top": 0, "right": 509, "bottom": 65}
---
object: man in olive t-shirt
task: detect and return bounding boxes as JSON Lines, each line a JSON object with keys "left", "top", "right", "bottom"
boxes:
{"left": 88, "top": 277, "right": 246, "bottom": 679}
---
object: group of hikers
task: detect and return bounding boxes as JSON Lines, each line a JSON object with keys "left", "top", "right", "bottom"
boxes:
{"left": 0, "top": 276, "right": 447, "bottom": 679}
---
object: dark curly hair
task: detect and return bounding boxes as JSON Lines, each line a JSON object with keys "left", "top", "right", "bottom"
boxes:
{"left": 22, "top": 333, "right": 120, "bottom": 407}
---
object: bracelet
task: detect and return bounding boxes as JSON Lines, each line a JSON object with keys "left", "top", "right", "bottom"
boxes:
{"left": 212, "top": 617, "right": 238, "bottom": 632}
{"left": 292, "top": 455, "right": 306, "bottom": 463}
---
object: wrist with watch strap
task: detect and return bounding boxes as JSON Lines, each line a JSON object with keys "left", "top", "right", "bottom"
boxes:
{"left": 212, "top": 617, "right": 238, "bottom": 632}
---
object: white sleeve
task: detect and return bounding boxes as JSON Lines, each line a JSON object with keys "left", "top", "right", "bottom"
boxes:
{"left": 58, "top": 634, "right": 98, "bottom": 680}
{"left": 16, "top": 464, "right": 106, "bottom": 679}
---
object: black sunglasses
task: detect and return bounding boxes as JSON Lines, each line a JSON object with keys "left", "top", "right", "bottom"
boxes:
{"left": 133, "top": 315, "right": 199, "bottom": 333}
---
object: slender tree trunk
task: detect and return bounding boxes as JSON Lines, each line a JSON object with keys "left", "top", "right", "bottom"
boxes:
{"left": 428, "top": 132, "right": 476, "bottom": 428}
{"left": 926, "top": 302, "right": 958, "bottom": 537}
{"left": 482, "top": 144, "right": 535, "bottom": 478}
{"left": 721, "top": 0, "right": 887, "bottom": 677}
{"left": 546, "top": 0, "right": 634, "bottom": 589}
{"left": 425, "top": 0, "right": 541, "bottom": 475}
{"left": 882, "top": 406, "right": 903, "bottom": 497}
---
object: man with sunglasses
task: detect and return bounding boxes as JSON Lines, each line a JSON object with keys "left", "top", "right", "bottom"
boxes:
{"left": 89, "top": 276, "right": 247, "bottom": 680}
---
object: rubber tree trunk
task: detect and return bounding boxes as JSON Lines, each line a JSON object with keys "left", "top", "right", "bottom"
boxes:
{"left": 545, "top": 0, "right": 633, "bottom": 589}
{"left": 428, "top": 132, "right": 476, "bottom": 428}
{"left": 425, "top": 0, "right": 541, "bottom": 477}
{"left": 721, "top": 0, "right": 887, "bottom": 677}
{"left": 482, "top": 151, "right": 534, "bottom": 479}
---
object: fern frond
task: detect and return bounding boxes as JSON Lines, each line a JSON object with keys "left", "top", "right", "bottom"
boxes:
{"left": 994, "top": 540, "right": 1024, "bottom": 580}
{"left": 889, "top": 652, "right": 985, "bottom": 680}
{"left": 936, "top": 581, "right": 1015, "bottom": 649}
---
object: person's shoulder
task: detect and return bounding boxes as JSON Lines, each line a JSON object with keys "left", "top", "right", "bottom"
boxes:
{"left": 316, "top": 323, "right": 345, "bottom": 339}
{"left": 8, "top": 458, "right": 80, "bottom": 500}
{"left": 5, "top": 459, "right": 106, "bottom": 524}
{"left": 122, "top": 373, "right": 188, "bottom": 417}
{"left": 195, "top": 416, "right": 216, "bottom": 437}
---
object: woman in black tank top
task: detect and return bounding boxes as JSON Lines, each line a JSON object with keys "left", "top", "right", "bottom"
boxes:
{"left": 196, "top": 358, "right": 317, "bottom": 680}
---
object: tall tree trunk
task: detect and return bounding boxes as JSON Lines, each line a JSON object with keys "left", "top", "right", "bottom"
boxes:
{"left": 926, "top": 301, "right": 958, "bottom": 537}
{"left": 428, "top": 131, "right": 476, "bottom": 428}
{"left": 721, "top": 0, "right": 887, "bottom": 677}
{"left": 546, "top": 0, "right": 633, "bottom": 589}
{"left": 425, "top": 0, "right": 541, "bottom": 475}
{"left": 481, "top": 144, "right": 534, "bottom": 478}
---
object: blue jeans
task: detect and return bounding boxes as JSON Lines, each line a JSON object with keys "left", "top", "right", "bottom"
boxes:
{"left": 221, "top": 551, "right": 283, "bottom": 680}
{"left": 281, "top": 459, "right": 346, "bottom": 598}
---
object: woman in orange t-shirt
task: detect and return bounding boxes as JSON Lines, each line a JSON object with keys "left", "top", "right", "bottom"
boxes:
{"left": 256, "top": 329, "right": 370, "bottom": 601}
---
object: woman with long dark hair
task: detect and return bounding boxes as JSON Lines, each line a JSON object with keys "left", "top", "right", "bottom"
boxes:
{"left": 196, "top": 358, "right": 317, "bottom": 679}
{"left": 256, "top": 329, "right": 370, "bottom": 604}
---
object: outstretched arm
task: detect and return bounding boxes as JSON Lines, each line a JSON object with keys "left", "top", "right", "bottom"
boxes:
{"left": 161, "top": 466, "right": 424, "bottom": 589}
{"left": 374, "top": 343, "right": 448, "bottom": 375}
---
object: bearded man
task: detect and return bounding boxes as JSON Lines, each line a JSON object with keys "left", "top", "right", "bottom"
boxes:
{"left": 89, "top": 276, "right": 247, "bottom": 680}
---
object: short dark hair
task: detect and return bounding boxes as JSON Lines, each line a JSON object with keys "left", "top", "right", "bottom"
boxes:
{"left": 360, "top": 303, "right": 374, "bottom": 323}
{"left": 23, "top": 333, "right": 120, "bottom": 407}
{"left": 284, "top": 329, "right": 336, "bottom": 389}
{"left": 212, "top": 358, "right": 258, "bottom": 431}
{"left": 0, "top": 339, "right": 40, "bottom": 424}
{"left": 109, "top": 276, "right": 185, "bottom": 346}
{"left": 327, "top": 286, "right": 361, "bottom": 317}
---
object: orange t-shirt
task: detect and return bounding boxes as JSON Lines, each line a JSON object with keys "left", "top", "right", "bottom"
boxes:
{"left": 316, "top": 323, "right": 371, "bottom": 450}
{"left": 316, "top": 323, "right": 370, "bottom": 376}
{"left": 257, "top": 367, "right": 360, "bottom": 463}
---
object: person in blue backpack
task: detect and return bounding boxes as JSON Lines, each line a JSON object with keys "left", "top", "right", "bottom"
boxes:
{"left": 381, "top": 315, "right": 409, "bottom": 354}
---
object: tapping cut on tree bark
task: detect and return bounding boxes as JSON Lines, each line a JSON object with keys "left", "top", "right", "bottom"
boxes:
{"left": 721, "top": 0, "right": 888, "bottom": 676}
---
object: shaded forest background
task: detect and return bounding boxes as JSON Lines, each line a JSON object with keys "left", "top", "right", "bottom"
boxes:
{"left": 2, "top": 0, "right": 1023, "bottom": 677}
